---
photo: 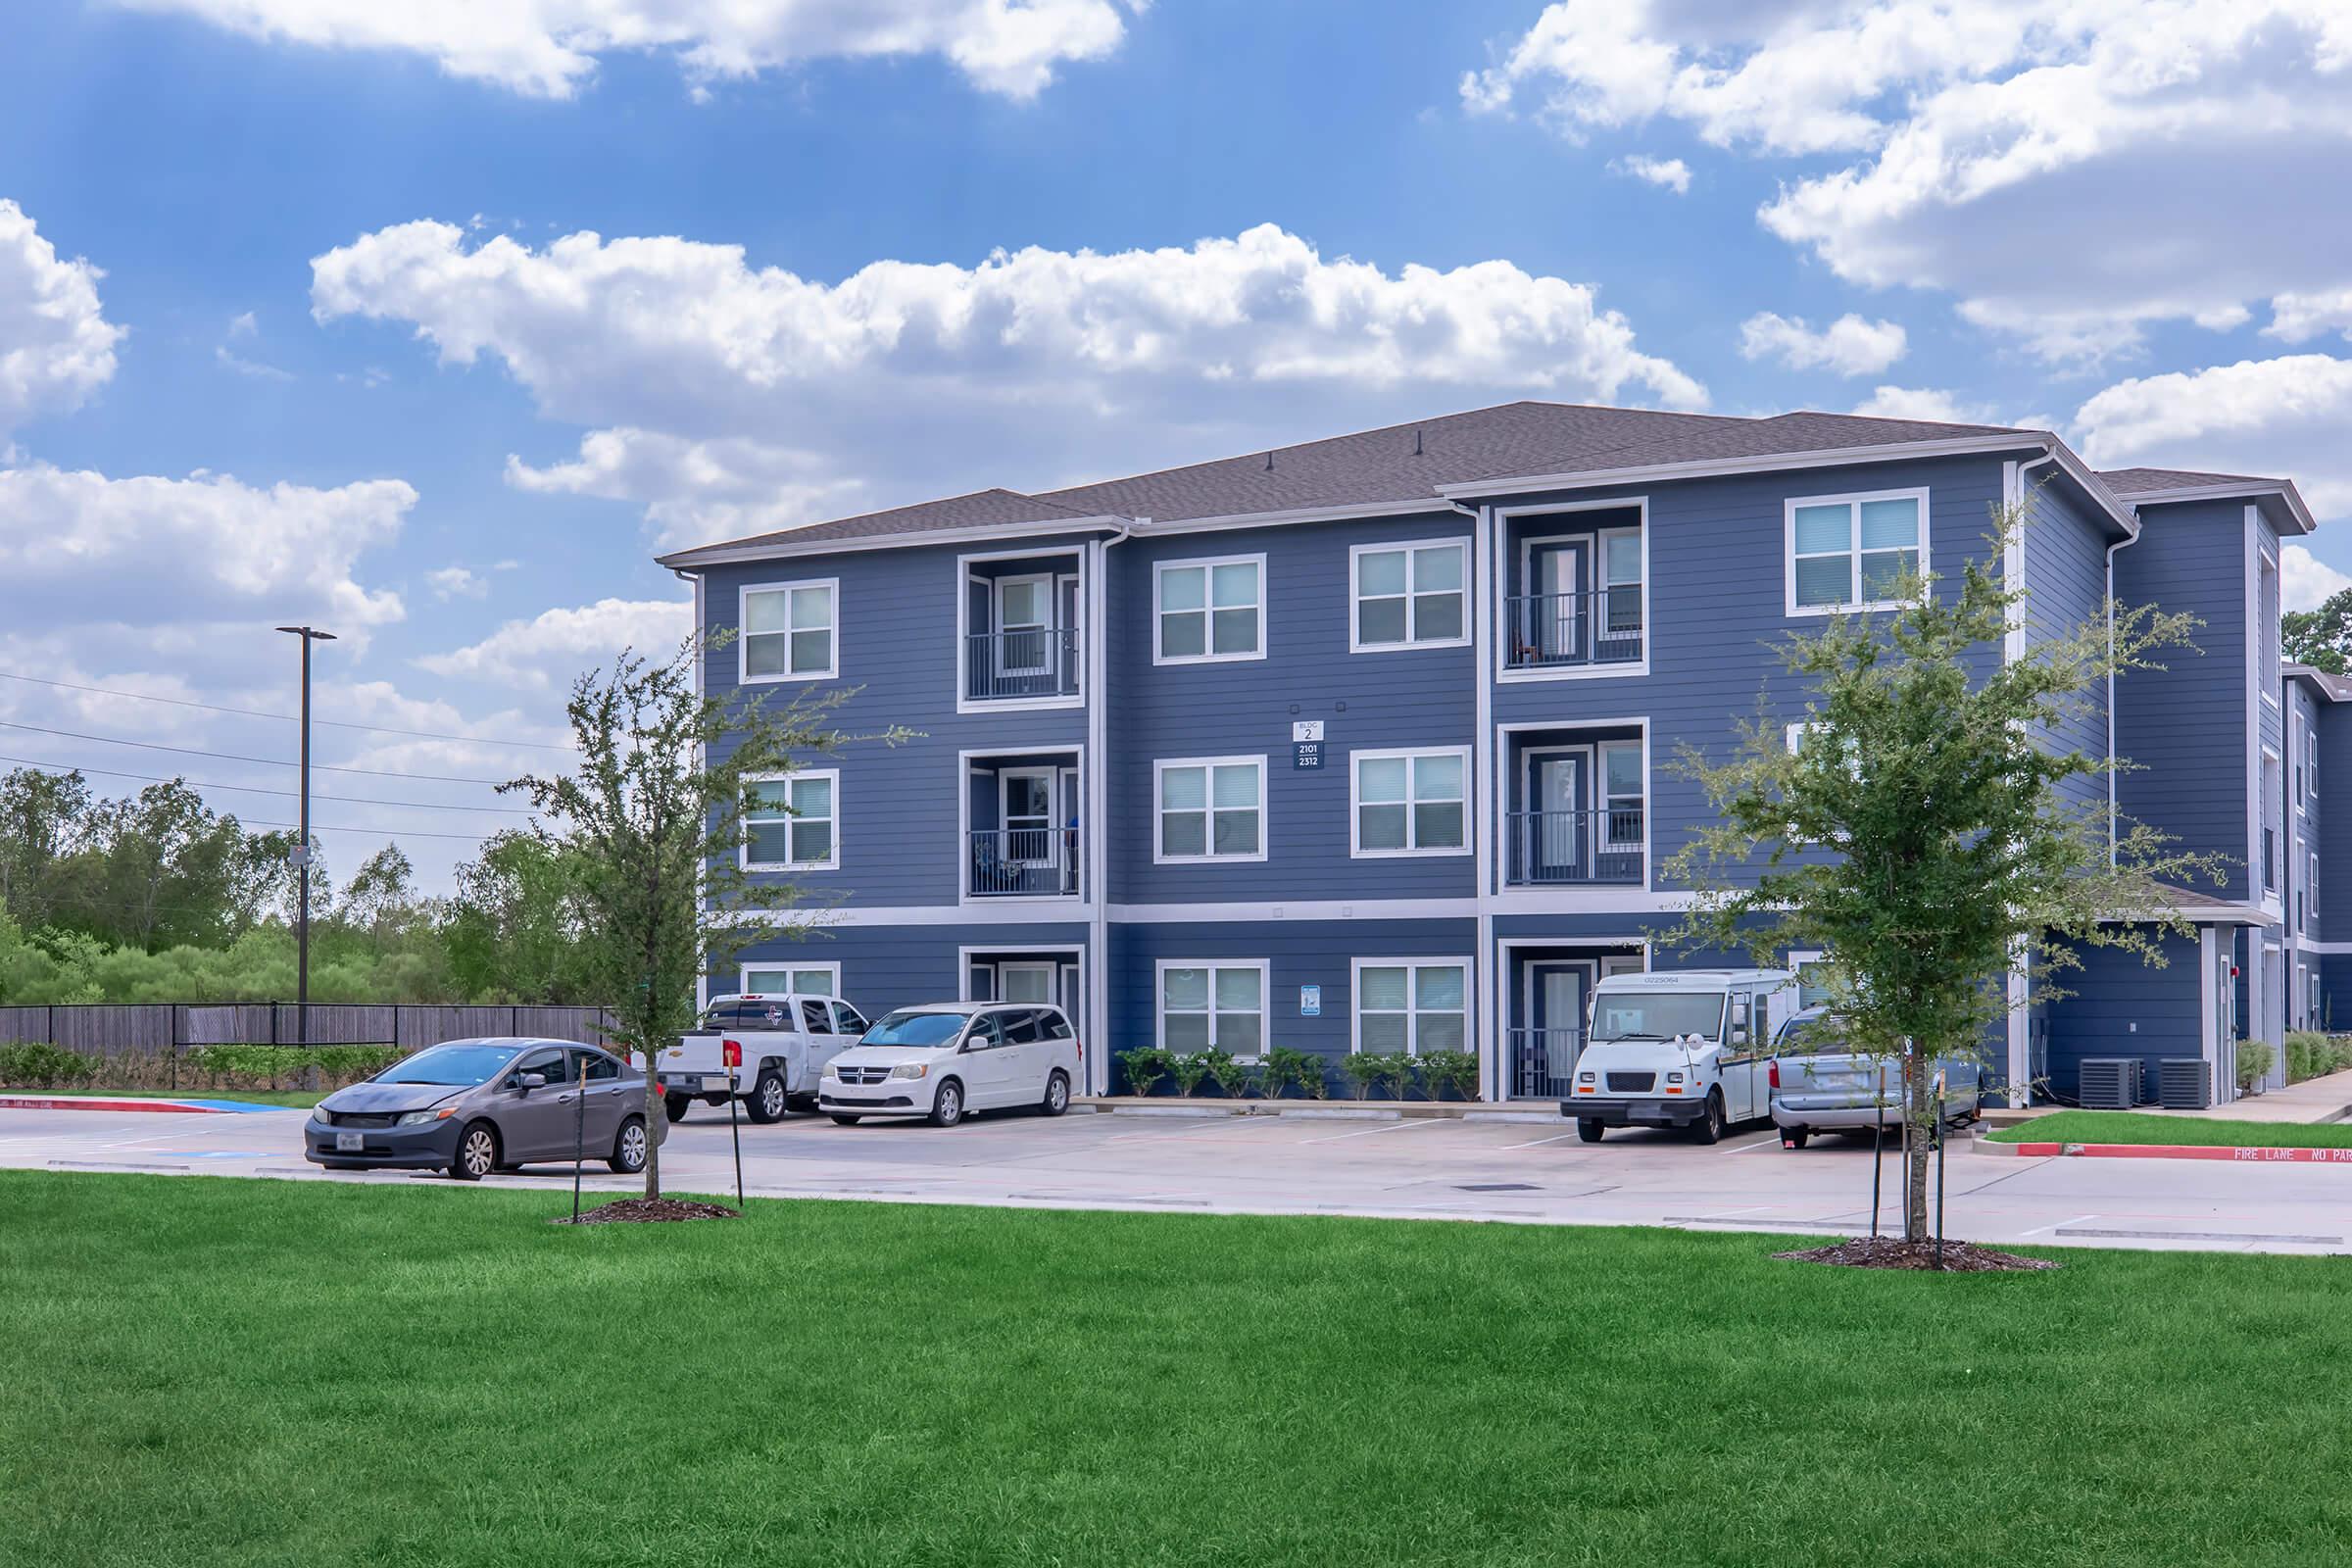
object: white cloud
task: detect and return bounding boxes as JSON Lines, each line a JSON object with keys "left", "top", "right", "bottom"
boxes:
{"left": 1740, "top": 311, "right": 1905, "bottom": 375}
{"left": 313, "top": 219, "right": 1703, "bottom": 540}
{"left": 215, "top": 344, "right": 294, "bottom": 381}
{"left": 1610, "top": 154, "right": 1690, "bottom": 193}
{"left": 121, "top": 0, "right": 1138, "bottom": 100}
{"left": 2268, "top": 287, "right": 2352, "bottom": 345}
{"left": 227, "top": 310, "right": 258, "bottom": 338}
{"left": 1849, "top": 385, "right": 1996, "bottom": 423}
{"left": 2284, "top": 544, "right": 2352, "bottom": 613}
{"left": 0, "top": 198, "right": 123, "bottom": 437}
{"left": 426, "top": 564, "right": 487, "bottom": 600}
{"left": 2073, "top": 354, "right": 2352, "bottom": 520}
{"left": 416, "top": 597, "right": 694, "bottom": 692}
{"left": 1470, "top": 2, "right": 2352, "bottom": 363}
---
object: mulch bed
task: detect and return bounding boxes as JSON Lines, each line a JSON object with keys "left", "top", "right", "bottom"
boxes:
{"left": 1774, "top": 1235, "right": 2059, "bottom": 1272}
{"left": 552, "top": 1198, "right": 739, "bottom": 1225}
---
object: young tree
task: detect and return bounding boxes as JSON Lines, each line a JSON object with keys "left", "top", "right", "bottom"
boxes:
{"left": 502, "top": 635, "right": 900, "bottom": 1200}
{"left": 2283, "top": 586, "right": 2352, "bottom": 674}
{"left": 1663, "top": 506, "right": 2225, "bottom": 1245}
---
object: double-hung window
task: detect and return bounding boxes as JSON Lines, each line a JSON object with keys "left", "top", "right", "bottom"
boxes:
{"left": 1352, "top": 748, "right": 1468, "bottom": 855}
{"left": 743, "top": 770, "right": 837, "bottom": 869}
{"left": 1788, "top": 951, "right": 1833, "bottom": 1009}
{"left": 1787, "top": 491, "right": 1926, "bottom": 613}
{"left": 1352, "top": 541, "right": 1467, "bottom": 650}
{"left": 742, "top": 580, "right": 838, "bottom": 680}
{"left": 741, "top": 964, "right": 839, "bottom": 996}
{"left": 1156, "top": 556, "right": 1264, "bottom": 662}
{"left": 1155, "top": 758, "right": 1265, "bottom": 861}
{"left": 1354, "top": 960, "right": 1468, "bottom": 1055}
{"left": 1158, "top": 961, "right": 1266, "bottom": 1055}
{"left": 1597, "top": 740, "right": 1643, "bottom": 850}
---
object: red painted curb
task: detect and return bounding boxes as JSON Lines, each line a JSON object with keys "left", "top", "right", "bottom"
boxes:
{"left": 1998, "top": 1140, "right": 2352, "bottom": 1163}
{"left": 0, "top": 1095, "right": 227, "bottom": 1114}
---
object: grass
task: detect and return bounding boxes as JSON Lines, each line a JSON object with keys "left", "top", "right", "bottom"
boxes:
{"left": 5, "top": 1174, "right": 2351, "bottom": 1567}
{"left": 0, "top": 1086, "right": 321, "bottom": 1108}
{"left": 1988, "top": 1109, "right": 2352, "bottom": 1148}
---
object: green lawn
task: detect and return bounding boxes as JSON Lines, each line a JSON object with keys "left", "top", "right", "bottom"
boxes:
{"left": 5, "top": 1175, "right": 2351, "bottom": 1567}
{"left": 1988, "top": 1109, "right": 2352, "bottom": 1148}
{"left": 2, "top": 1086, "right": 322, "bottom": 1109}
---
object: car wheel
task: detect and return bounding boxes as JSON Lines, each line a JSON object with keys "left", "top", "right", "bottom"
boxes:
{"left": 1690, "top": 1092, "right": 1726, "bottom": 1146}
{"left": 663, "top": 1092, "right": 693, "bottom": 1123}
{"left": 1576, "top": 1119, "right": 1605, "bottom": 1144}
{"left": 1781, "top": 1127, "right": 1810, "bottom": 1150}
{"left": 829, "top": 1114, "right": 862, "bottom": 1126}
{"left": 746, "top": 1072, "right": 788, "bottom": 1124}
{"left": 929, "top": 1078, "right": 965, "bottom": 1128}
{"left": 609, "top": 1115, "right": 649, "bottom": 1175}
{"left": 449, "top": 1121, "right": 498, "bottom": 1181}
{"left": 1041, "top": 1070, "right": 1071, "bottom": 1117}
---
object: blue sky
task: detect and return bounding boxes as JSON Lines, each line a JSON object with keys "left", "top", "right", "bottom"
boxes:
{"left": 3, "top": 1, "right": 2348, "bottom": 892}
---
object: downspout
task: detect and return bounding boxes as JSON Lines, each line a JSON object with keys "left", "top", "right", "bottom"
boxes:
{"left": 1086, "top": 516, "right": 1137, "bottom": 1096}
{"left": 676, "top": 565, "right": 711, "bottom": 1017}
{"left": 2106, "top": 526, "right": 2140, "bottom": 868}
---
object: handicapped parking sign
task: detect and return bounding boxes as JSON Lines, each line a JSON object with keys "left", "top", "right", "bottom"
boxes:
{"left": 1299, "top": 984, "right": 1322, "bottom": 1017}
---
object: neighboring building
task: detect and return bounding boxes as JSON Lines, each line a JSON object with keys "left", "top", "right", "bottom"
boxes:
{"left": 2289, "top": 662, "right": 2351, "bottom": 1043}
{"left": 656, "top": 403, "right": 2318, "bottom": 1105}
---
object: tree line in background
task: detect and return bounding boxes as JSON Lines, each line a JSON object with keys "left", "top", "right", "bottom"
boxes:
{"left": 0, "top": 767, "right": 601, "bottom": 1004}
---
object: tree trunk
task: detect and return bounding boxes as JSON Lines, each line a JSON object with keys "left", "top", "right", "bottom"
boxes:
{"left": 644, "top": 1066, "right": 662, "bottom": 1200}
{"left": 1903, "top": 1050, "right": 1932, "bottom": 1243}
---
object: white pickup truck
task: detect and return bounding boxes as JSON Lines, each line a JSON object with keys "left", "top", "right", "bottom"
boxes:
{"left": 653, "top": 993, "right": 871, "bottom": 1123}
{"left": 1562, "top": 968, "right": 1798, "bottom": 1145}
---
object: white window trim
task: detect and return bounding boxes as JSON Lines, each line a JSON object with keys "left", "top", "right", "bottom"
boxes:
{"left": 1786, "top": 950, "right": 1829, "bottom": 1008}
{"left": 1153, "top": 957, "right": 1271, "bottom": 1057}
{"left": 1152, "top": 553, "right": 1268, "bottom": 665}
{"left": 953, "top": 548, "right": 1085, "bottom": 714}
{"left": 1152, "top": 755, "right": 1269, "bottom": 864}
{"left": 736, "top": 960, "right": 841, "bottom": 998}
{"left": 1493, "top": 497, "right": 1651, "bottom": 685}
{"left": 738, "top": 577, "right": 840, "bottom": 683}
{"left": 1348, "top": 537, "right": 1471, "bottom": 654}
{"left": 1784, "top": 487, "right": 1931, "bottom": 617}
{"left": 1492, "top": 717, "right": 1653, "bottom": 893}
{"left": 1349, "top": 745, "right": 1472, "bottom": 858}
{"left": 741, "top": 767, "right": 840, "bottom": 871}
{"left": 1596, "top": 738, "right": 1644, "bottom": 850}
{"left": 1349, "top": 956, "right": 1473, "bottom": 1056}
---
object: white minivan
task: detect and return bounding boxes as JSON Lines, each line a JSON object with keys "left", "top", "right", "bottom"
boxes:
{"left": 817, "top": 1002, "right": 1082, "bottom": 1128}
{"left": 1563, "top": 969, "right": 1798, "bottom": 1144}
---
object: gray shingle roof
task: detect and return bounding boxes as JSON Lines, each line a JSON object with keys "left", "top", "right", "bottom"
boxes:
{"left": 2097, "top": 466, "right": 2287, "bottom": 496}
{"left": 658, "top": 399, "right": 2052, "bottom": 564}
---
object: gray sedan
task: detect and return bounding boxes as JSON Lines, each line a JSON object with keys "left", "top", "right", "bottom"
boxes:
{"left": 304, "top": 1037, "right": 663, "bottom": 1180}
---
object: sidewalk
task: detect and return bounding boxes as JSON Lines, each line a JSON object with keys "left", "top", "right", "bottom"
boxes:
{"left": 1074, "top": 1096, "right": 1560, "bottom": 1124}
{"left": 1984, "top": 1065, "right": 2352, "bottom": 1129}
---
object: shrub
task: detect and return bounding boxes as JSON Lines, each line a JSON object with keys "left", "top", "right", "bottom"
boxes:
{"left": 1417, "top": 1049, "right": 1480, "bottom": 1102}
{"left": 1169, "top": 1051, "right": 1213, "bottom": 1097}
{"left": 2235, "top": 1040, "right": 2275, "bottom": 1093}
{"left": 2284, "top": 1031, "right": 2329, "bottom": 1083}
{"left": 1263, "top": 1046, "right": 1325, "bottom": 1100}
{"left": 1200, "top": 1049, "right": 1254, "bottom": 1098}
{"left": 1115, "top": 1047, "right": 1172, "bottom": 1098}
{"left": 0, "top": 1042, "right": 95, "bottom": 1087}
{"left": 1343, "top": 1052, "right": 1414, "bottom": 1100}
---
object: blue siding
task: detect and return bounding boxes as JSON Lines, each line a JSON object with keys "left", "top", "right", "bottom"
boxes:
{"left": 2319, "top": 691, "right": 2352, "bottom": 946}
{"left": 2040, "top": 929, "right": 2204, "bottom": 1101}
{"left": 725, "top": 923, "right": 1091, "bottom": 1020}
{"left": 2021, "top": 475, "right": 2116, "bottom": 816}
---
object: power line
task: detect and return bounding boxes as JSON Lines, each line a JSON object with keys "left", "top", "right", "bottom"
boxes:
{"left": 0, "top": 669, "right": 577, "bottom": 753}
{"left": 0, "top": 754, "right": 537, "bottom": 816}
{"left": 0, "top": 718, "right": 533, "bottom": 787}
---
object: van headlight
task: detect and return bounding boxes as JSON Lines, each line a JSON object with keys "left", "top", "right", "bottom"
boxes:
{"left": 888, "top": 1063, "right": 929, "bottom": 1080}
{"left": 822, "top": 1062, "right": 842, "bottom": 1079}
{"left": 1665, "top": 1072, "right": 1684, "bottom": 1085}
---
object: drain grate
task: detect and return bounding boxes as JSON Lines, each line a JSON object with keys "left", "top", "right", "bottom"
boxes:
{"left": 1456, "top": 1182, "right": 1541, "bottom": 1192}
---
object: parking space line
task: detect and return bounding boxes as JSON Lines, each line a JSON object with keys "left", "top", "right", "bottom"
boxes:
{"left": 2019, "top": 1211, "right": 2100, "bottom": 1238}
{"left": 1494, "top": 1131, "right": 1584, "bottom": 1151}
{"left": 1301, "top": 1119, "right": 1455, "bottom": 1145}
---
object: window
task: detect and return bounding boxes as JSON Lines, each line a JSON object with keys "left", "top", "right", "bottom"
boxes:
{"left": 1352, "top": 541, "right": 1467, "bottom": 650}
{"left": 744, "top": 771, "right": 837, "bottom": 869}
{"left": 572, "top": 1048, "right": 621, "bottom": 1083}
{"left": 742, "top": 580, "right": 837, "bottom": 680}
{"left": 2311, "top": 851, "right": 2321, "bottom": 916}
{"left": 2295, "top": 718, "right": 2306, "bottom": 808}
{"left": 1354, "top": 961, "right": 1468, "bottom": 1055}
{"left": 1598, "top": 741, "right": 1643, "bottom": 849}
{"left": 1788, "top": 951, "right": 1833, "bottom": 1009}
{"left": 1352, "top": 749, "right": 1468, "bottom": 856}
{"left": 1155, "top": 556, "right": 1264, "bottom": 662}
{"left": 741, "top": 964, "right": 838, "bottom": 997}
{"left": 1158, "top": 961, "right": 1266, "bottom": 1055}
{"left": 1155, "top": 758, "right": 1265, "bottom": 861}
{"left": 829, "top": 1002, "right": 868, "bottom": 1035}
{"left": 1787, "top": 490, "right": 1927, "bottom": 613}
{"left": 800, "top": 1001, "right": 833, "bottom": 1034}
{"left": 1001, "top": 1009, "right": 1046, "bottom": 1046}
{"left": 1600, "top": 530, "right": 1643, "bottom": 630}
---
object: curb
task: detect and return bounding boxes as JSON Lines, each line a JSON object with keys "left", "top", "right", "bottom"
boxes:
{"left": 0, "top": 1094, "right": 277, "bottom": 1115}
{"left": 1975, "top": 1138, "right": 2352, "bottom": 1164}
{"left": 1076, "top": 1098, "right": 1558, "bottom": 1124}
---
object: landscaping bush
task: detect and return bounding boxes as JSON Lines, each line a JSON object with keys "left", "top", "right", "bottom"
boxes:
{"left": 0, "top": 1042, "right": 95, "bottom": 1087}
{"left": 0, "top": 1039, "right": 400, "bottom": 1094}
{"left": 1114, "top": 1047, "right": 1172, "bottom": 1098}
{"left": 1343, "top": 1052, "right": 1415, "bottom": 1100}
{"left": 1168, "top": 1051, "right": 1214, "bottom": 1097}
{"left": 2284, "top": 1031, "right": 2330, "bottom": 1083}
{"left": 2236, "top": 1040, "right": 2275, "bottom": 1093}
{"left": 1262, "top": 1046, "right": 1326, "bottom": 1100}
{"left": 1200, "top": 1048, "right": 1254, "bottom": 1098}
{"left": 1417, "top": 1049, "right": 1480, "bottom": 1102}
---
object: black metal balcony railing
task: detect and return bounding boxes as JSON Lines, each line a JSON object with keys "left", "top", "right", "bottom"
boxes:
{"left": 1504, "top": 588, "right": 1642, "bottom": 668}
{"left": 2264, "top": 826, "right": 2277, "bottom": 893}
{"left": 965, "top": 627, "right": 1080, "bottom": 701}
{"left": 1507, "top": 1027, "right": 1583, "bottom": 1100}
{"left": 969, "top": 828, "right": 1080, "bottom": 897}
{"left": 1504, "top": 808, "right": 1644, "bottom": 886}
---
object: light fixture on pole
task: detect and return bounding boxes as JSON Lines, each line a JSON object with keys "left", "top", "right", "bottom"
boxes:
{"left": 274, "top": 625, "right": 337, "bottom": 1045}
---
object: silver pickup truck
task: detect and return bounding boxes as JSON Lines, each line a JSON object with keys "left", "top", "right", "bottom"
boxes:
{"left": 653, "top": 993, "right": 870, "bottom": 1123}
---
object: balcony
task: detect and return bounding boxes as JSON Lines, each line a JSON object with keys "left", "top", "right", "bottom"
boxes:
{"left": 964, "top": 626, "right": 1080, "bottom": 703}
{"left": 1503, "top": 589, "right": 1642, "bottom": 669}
{"left": 968, "top": 828, "right": 1079, "bottom": 897}
{"left": 1504, "top": 808, "right": 1643, "bottom": 887}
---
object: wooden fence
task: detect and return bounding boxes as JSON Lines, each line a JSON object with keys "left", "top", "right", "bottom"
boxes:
{"left": 0, "top": 1004, "right": 615, "bottom": 1056}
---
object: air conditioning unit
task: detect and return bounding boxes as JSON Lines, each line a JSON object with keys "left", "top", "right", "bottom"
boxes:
{"left": 2157, "top": 1057, "right": 2212, "bottom": 1110}
{"left": 2078, "top": 1056, "right": 2141, "bottom": 1110}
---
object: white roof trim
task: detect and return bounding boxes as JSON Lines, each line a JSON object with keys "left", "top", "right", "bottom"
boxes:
{"left": 659, "top": 514, "right": 1126, "bottom": 569}
{"left": 2116, "top": 480, "right": 2318, "bottom": 535}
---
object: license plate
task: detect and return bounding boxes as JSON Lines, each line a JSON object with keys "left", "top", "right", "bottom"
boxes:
{"left": 334, "top": 1131, "right": 364, "bottom": 1152}
{"left": 702, "top": 1075, "right": 731, "bottom": 1092}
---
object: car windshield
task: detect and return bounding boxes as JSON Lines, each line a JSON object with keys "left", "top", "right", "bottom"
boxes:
{"left": 375, "top": 1044, "right": 518, "bottom": 1086}
{"left": 1592, "top": 993, "right": 1726, "bottom": 1043}
{"left": 860, "top": 1011, "right": 971, "bottom": 1049}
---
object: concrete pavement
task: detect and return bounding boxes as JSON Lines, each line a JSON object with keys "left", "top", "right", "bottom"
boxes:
{"left": 7, "top": 1102, "right": 2352, "bottom": 1255}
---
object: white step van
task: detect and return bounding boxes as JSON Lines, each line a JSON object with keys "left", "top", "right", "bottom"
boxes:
{"left": 1563, "top": 969, "right": 1797, "bottom": 1145}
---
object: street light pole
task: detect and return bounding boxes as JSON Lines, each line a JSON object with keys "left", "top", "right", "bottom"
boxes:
{"left": 275, "top": 625, "right": 337, "bottom": 1045}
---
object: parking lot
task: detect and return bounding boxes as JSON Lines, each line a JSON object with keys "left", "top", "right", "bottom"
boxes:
{"left": 10, "top": 1099, "right": 2352, "bottom": 1254}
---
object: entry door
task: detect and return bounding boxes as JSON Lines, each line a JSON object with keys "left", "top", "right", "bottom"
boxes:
{"left": 1523, "top": 961, "right": 1590, "bottom": 1098}
{"left": 1002, "top": 769, "right": 1054, "bottom": 866}
{"left": 1058, "top": 766, "right": 1082, "bottom": 892}
{"left": 997, "top": 576, "right": 1052, "bottom": 674}
{"left": 998, "top": 961, "right": 1055, "bottom": 1004}
{"left": 1524, "top": 752, "right": 1590, "bottom": 882}
{"left": 1530, "top": 540, "right": 1590, "bottom": 661}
